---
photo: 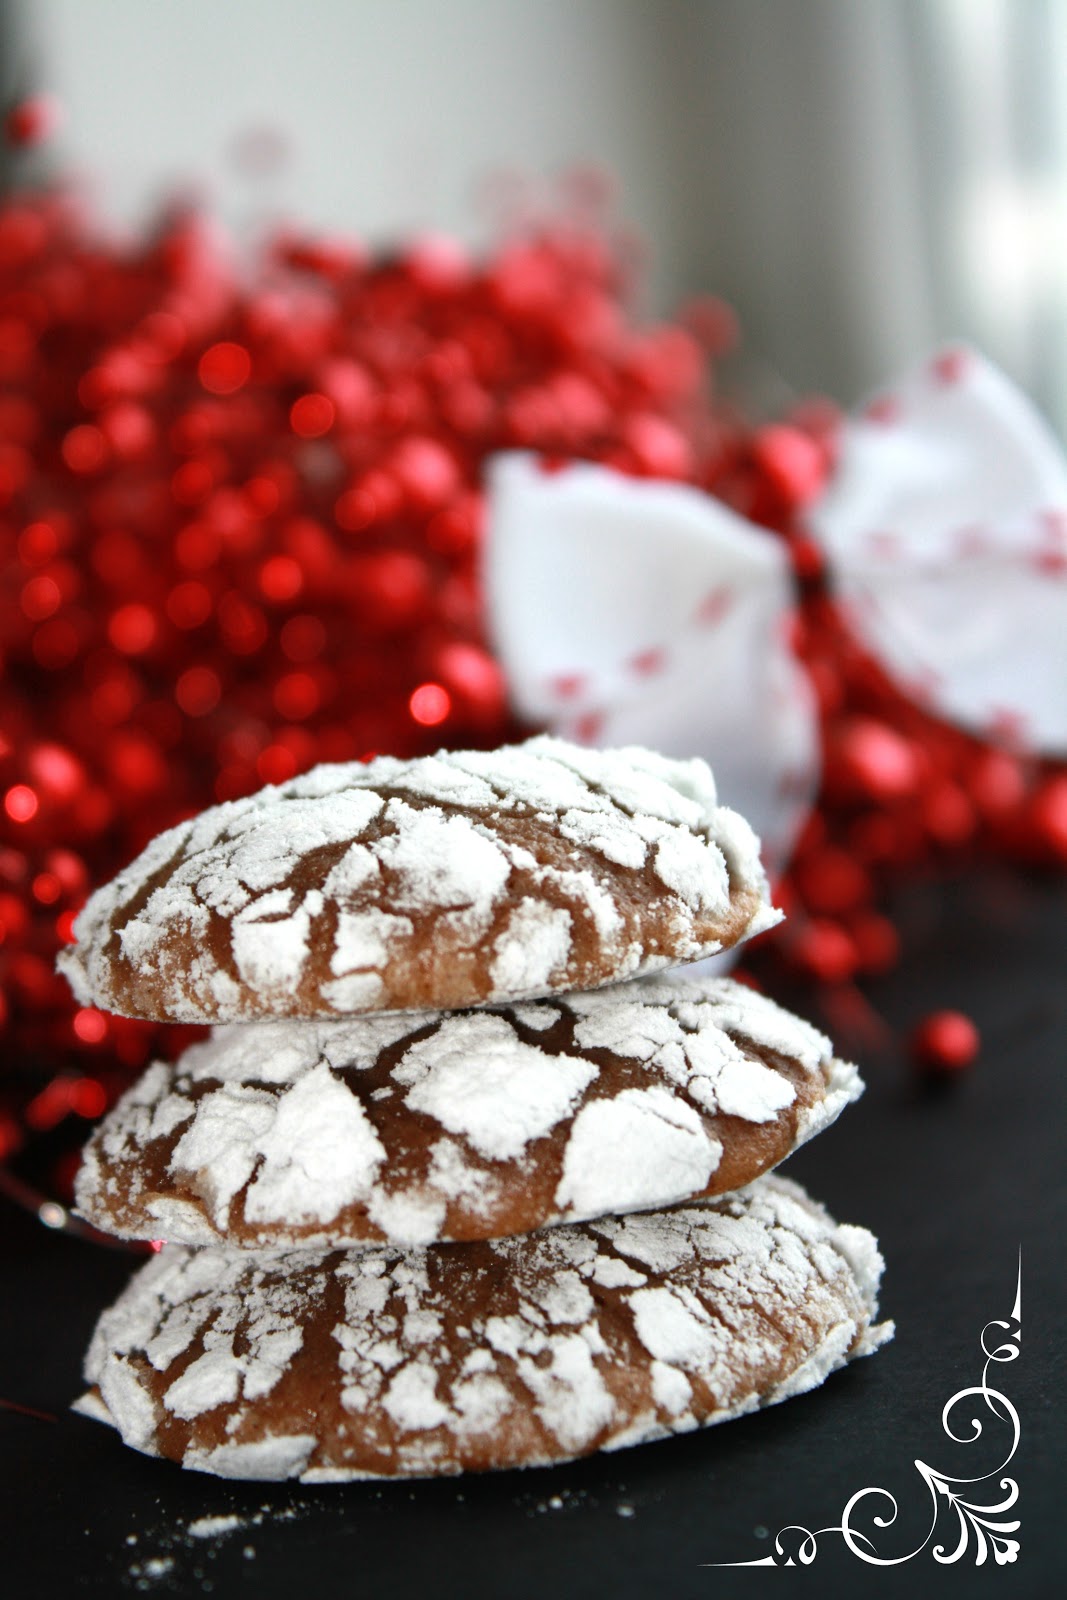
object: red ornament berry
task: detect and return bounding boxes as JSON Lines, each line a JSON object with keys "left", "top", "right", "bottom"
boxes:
{"left": 290, "top": 393, "right": 335, "bottom": 438}
{"left": 910, "top": 1010, "right": 980, "bottom": 1074}
{"left": 833, "top": 717, "right": 920, "bottom": 802}
{"left": 1031, "top": 774, "right": 1067, "bottom": 859}
{"left": 4, "top": 784, "right": 39, "bottom": 824}
{"left": 792, "top": 845, "right": 871, "bottom": 916}
{"left": 753, "top": 424, "right": 826, "bottom": 508}
{"left": 790, "top": 918, "right": 858, "bottom": 985}
{"left": 199, "top": 342, "right": 252, "bottom": 396}
{"left": 848, "top": 910, "right": 901, "bottom": 976}
{"left": 409, "top": 683, "right": 451, "bottom": 727}
{"left": 921, "top": 780, "right": 975, "bottom": 848}
{"left": 621, "top": 414, "right": 693, "bottom": 479}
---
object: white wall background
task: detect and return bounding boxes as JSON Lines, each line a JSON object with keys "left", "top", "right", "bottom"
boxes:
{"left": 11, "top": 0, "right": 1067, "bottom": 430}
{"left": 17, "top": 0, "right": 689, "bottom": 295}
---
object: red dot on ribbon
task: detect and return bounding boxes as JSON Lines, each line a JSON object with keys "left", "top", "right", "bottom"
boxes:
{"left": 862, "top": 395, "right": 900, "bottom": 425}
{"left": 573, "top": 712, "right": 605, "bottom": 743}
{"left": 550, "top": 673, "right": 587, "bottom": 701}
{"left": 931, "top": 348, "right": 969, "bottom": 386}
{"left": 955, "top": 527, "right": 989, "bottom": 558}
{"left": 629, "top": 647, "right": 666, "bottom": 677}
{"left": 987, "top": 707, "right": 1029, "bottom": 748}
{"left": 1035, "top": 547, "right": 1067, "bottom": 576}
{"left": 695, "top": 587, "right": 732, "bottom": 627}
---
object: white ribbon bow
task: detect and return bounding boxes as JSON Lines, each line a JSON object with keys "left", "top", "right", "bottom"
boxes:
{"left": 484, "top": 348, "right": 1067, "bottom": 869}
{"left": 808, "top": 347, "right": 1067, "bottom": 752}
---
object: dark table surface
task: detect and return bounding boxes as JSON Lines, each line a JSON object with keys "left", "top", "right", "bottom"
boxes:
{"left": 2, "top": 868, "right": 1063, "bottom": 1599}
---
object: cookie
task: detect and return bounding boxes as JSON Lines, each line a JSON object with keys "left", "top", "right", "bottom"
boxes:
{"left": 74, "top": 975, "right": 862, "bottom": 1250}
{"left": 57, "top": 737, "right": 778, "bottom": 1023}
{"left": 73, "top": 1174, "right": 892, "bottom": 1480}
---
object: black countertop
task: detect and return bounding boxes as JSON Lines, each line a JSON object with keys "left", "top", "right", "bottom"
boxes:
{"left": 2, "top": 869, "right": 1062, "bottom": 1599}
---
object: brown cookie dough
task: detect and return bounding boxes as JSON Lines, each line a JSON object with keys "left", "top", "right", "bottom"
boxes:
{"left": 57, "top": 737, "right": 779, "bottom": 1023}
{"left": 74, "top": 1174, "right": 892, "bottom": 1480}
{"left": 74, "top": 975, "right": 862, "bottom": 1250}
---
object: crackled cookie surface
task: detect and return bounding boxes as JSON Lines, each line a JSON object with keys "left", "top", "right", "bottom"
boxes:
{"left": 74, "top": 1175, "right": 892, "bottom": 1480}
{"left": 57, "top": 737, "right": 778, "bottom": 1023}
{"left": 74, "top": 975, "right": 861, "bottom": 1250}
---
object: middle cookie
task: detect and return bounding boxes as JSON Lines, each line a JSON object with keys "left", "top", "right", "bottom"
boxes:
{"left": 75, "top": 974, "right": 861, "bottom": 1251}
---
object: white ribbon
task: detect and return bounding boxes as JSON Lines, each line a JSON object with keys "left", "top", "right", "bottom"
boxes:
{"left": 483, "top": 348, "right": 1067, "bottom": 871}
{"left": 483, "top": 455, "right": 817, "bottom": 872}
{"left": 808, "top": 346, "right": 1067, "bottom": 753}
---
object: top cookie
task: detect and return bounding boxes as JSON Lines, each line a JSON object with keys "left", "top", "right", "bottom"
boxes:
{"left": 58, "top": 737, "right": 779, "bottom": 1023}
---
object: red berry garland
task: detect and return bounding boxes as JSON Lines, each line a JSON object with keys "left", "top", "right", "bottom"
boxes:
{"left": 0, "top": 182, "right": 1061, "bottom": 1181}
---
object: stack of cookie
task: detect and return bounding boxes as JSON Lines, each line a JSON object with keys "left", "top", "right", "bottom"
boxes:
{"left": 61, "top": 736, "right": 891, "bottom": 1481}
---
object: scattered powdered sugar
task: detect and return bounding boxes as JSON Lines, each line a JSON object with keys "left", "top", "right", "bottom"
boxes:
{"left": 554, "top": 1088, "right": 720, "bottom": 1218}
{"left": 686, "top": 1041, "right": 796, "bottom": 1122}
{"left": 165, "top": 1069, "right": 386, "bottom": 1232}
{"left": 425, "top": 1138, "right": 496, "bottom": 1204}
{"left": 489, "top": 901, "right": 574, "bottom": 993}
{"left": 169, "top": 1085, "right": 276, "bottom": 1229}
{"left": 186, "top": 1435, "right": 318, "bottom": 1481}
{"left": 76, "top": 1175, "right": 891, "bottom": 1480}
{"left": 231, "top": 891, "right": 318, "bottom": 998}
{"left": 650, "top": 827, "right": 730, "bottom": 915}
{"left": 382, "top": 1359, "right": 454, "bottom": 1431}
{"left": 376, "top": 801, "right": 511, "bottom": 912}
{"left": 136, "top": 1556, "right": 173, "bottom": 1581}
{"left": 366, "top": 1186, "right": 447, "bottom": 1246}
{"left": 243, "top": 1066, "right": 385, "bottom": 1224}
{"left": 392, "top": 1013, "right": 598, "bottom": 1160}
{"left": 110, "top": 1499, "right": 312, "bottom": 1591}
{"left": 628, "top": 1285, "right": 723, "bottom": 1368}
{"left": 186, "top": 1512, "right": 245, "bottom": 1539}
{"left": 58, "top": 736, "right": 779, "bottom": 1022}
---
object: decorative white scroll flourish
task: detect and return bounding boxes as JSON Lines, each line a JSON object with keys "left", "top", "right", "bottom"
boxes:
{"left": 707, "top": 1252, "right": 1021, "bottom": 1568}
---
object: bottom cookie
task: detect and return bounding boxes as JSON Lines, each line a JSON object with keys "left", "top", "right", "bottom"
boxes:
{"left": 74, "top": 1175, "right": 892, "bottom": 1480}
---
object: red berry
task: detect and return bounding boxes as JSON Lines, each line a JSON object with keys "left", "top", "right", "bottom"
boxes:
{"left": 753, "top": 424, "right": 826, "bottom": 507}
{"left": 792, "top": 846, "right": 871, "bottom": 916}
{"left": 1031, "top": 775, "right": 1067, "bottom": 859}
{"left": 834, "top": 718, "right": 920, "bottom": 802}
{"left": 911, "top": 1010, "right": 980, "bottom": 1074}
{"left": 791, "top": 919, "right": 858, "bottom": 985}
{"left": 848, "top": 911, "right": 901, "bottom": 976}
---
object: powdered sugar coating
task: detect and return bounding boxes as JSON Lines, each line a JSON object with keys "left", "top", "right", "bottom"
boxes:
{"left": 74, "top": 975, "right": 862, "bottom": 1250}
{"left": 57, "top": 737, "right": 780, "bottom": 1023}
{"left": 75, "top": 1175, "right": 892, "bottom": 1480}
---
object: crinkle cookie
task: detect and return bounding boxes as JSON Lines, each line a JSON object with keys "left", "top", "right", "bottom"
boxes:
{"left": 57, "top": 737, "right": 778, "bottom": 1023}
{"left": 74, "top": 975, "right": 862, "bottom": 1250}
{"left": 74, "top": 1175, "right": 892, "bottom": 1480}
